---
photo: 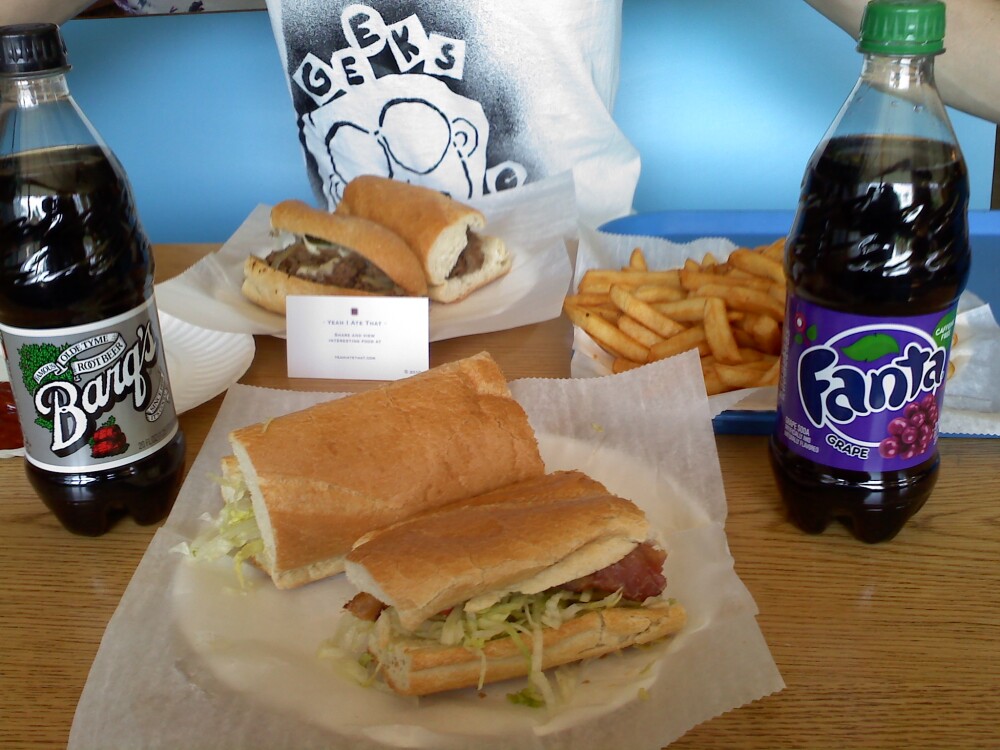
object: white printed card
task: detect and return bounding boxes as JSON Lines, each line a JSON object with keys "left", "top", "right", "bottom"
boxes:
{"left": 285, "top": 295, "right": 429, "bottom": 381}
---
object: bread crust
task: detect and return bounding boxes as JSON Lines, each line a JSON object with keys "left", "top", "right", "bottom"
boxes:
{"left": 427, "top": 234, "right": 512, "bottom": 303}
{"left": 337, "top": 176, "right": 485, "bottom": 267}
{"left": 336, "top": 176, "right": 513, "bottom": 301}
{"left": 352, "top": 470, "right": 610, "bottom": 547}
{"left": 229, "top": 352, "right": 544, "bottom": 589}
{"left": 370, "top": 603, "right": 687, "bottom": 696}
{"left": 345, "top": 472, "right": 649, "bottom": 629}
{"left": 220, "top": 455, "right": 323, "bottom": 583}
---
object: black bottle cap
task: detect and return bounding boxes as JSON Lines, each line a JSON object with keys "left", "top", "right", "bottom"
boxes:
{"left": 0, "top": 23, "right": 70, "bottom": 76}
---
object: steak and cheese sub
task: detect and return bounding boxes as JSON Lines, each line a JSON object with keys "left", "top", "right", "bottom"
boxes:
{"left": 336, "top": 175, "right": 512, "bottom": 303}
{"left": 339, "top": 470, "right": 686, "bottom": 700}
{"left": 195, "top": 352, "right": 544, "bottom": 589}
{"left": 241, "top": 199, "right": 428, "bottom": 314}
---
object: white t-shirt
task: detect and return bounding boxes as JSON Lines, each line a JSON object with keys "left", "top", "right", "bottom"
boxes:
{"left": 266, "top": 0, "right": 639, "bottom": 226}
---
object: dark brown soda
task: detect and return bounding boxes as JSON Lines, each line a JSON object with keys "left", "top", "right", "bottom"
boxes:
{"left": 769, "top": 134, "right": 970, "bottom": 543}
{"left": 0, "top": 144, "right": 185, "bottom": 535}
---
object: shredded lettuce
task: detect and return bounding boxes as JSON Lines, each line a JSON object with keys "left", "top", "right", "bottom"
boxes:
{"left": 317, "top": 614, "right": 393, "bottom": 692}
{"left": 377, "top": 588, "right": 629, "bottom": 707}
{"left": 507, "top": 685, "right": 546, "bottom": 707}
{"left": 185, "top": 473, "right": 264, "bottom": 586}
{"left": 400, "top": 589, "right": 625, "bottom": 651}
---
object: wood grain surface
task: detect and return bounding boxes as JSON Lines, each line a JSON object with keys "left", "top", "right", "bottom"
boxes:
{"left": 0, "top": 244, "right": 997, "bottom": 749}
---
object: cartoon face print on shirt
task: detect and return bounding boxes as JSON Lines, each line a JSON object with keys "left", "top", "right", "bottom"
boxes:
{"left": 301, "top": 73, "right": 501, "bottom": 204}
{"left": 290, "top": 3, "right": 528, "bottom": 206}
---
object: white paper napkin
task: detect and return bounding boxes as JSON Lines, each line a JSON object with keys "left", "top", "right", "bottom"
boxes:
{"left": 69, "top": 353, "right": 784, "bottom": 750}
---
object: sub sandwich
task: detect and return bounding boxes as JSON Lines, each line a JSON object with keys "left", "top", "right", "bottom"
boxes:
{"left": 337, "top": 470, "right": 686, "bottom": 701}
{"left": 241, "top": 199, "right": 428, "bottom": 314}
{"left": 193, "top": 352, "right": 545, "bottom": 589}
{"left": 337, "top": 175, "right": 512, "bottom": 303}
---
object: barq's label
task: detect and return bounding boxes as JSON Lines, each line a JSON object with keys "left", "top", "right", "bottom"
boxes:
{"left": 0, "top": 298, "right": 178, "bottom": 473}
{"left": 775, "top": 296, "right": 956, "bottom": 471}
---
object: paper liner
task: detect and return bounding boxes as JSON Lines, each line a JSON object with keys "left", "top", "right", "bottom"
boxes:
{"left": 573, "top": 226, "right": 1000, "bottom": 436}
{"left": 154, "top": 174, "right": 578, "bottom": 342}
{"left": 69, "top": 353, "right": 784, "bottom": 749}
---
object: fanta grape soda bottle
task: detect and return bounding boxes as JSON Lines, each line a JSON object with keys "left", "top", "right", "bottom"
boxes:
{"left": 769, "top": 0, "right": 970, "bottom": 543}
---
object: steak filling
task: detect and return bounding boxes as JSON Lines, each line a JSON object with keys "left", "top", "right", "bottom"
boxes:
{"left": 447, "top": 230, "right": 487, "bottom": 279}
{"left": 266, "top": 237, "right": 406, "bottom": 294}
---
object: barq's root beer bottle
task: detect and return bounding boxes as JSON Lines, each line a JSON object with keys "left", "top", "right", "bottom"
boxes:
{"left": 769, "top": 0, "right": 970, "bottom": 543}
{"left": 0, "top": 23, "right": 185, "bottom": 535}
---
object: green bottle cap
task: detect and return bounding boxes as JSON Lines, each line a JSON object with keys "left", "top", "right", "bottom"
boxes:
{"left": 858, "top": 0, "right": 945, "bottom": 55}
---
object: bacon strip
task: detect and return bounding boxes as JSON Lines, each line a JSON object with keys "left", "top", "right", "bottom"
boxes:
{"left": 563, "top": 542, "right": 667, "bottom": 601}
{"left": 344, "top": 592, "right": 386, "bottom": 622}
{"left": 343, "top": 542, "right": 667, "bottom": 621}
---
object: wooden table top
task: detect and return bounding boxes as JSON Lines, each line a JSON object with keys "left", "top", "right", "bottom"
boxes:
{"left": 1, "top": 244, "right": 997, "bottom": 749}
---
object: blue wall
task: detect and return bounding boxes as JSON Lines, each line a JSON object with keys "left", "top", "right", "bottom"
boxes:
{"left": 60, "top": 2, "right": 996, "bottom": 244}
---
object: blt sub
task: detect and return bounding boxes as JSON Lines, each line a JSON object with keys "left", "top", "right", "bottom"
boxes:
{"left": 337, "top": 470, "right": 686, "bottom": 702}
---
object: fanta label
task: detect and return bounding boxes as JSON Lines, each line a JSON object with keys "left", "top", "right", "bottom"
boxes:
{"left": 775, "top": 295, "right": 956, "bottom": 471}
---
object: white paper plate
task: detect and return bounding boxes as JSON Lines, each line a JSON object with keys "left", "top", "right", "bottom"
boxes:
{"left": 160, "top": 312, "right": 256, "bottom": 415}
{"left": 154, "top": 174, "right": 579, "bottom": 343}
{"left": 170, "top": 435, "right": 716, "bottom": 746}
{"left": 0, "top": 312, "right": 255, "bottom": 459}
{"left": 69, "top": 365, "right": 783, "bottom": 750}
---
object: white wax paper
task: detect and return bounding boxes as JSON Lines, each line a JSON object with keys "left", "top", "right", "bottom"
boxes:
{"left": 572, "top": 226, "right": 1000, "bottom": 437}
{"left": 69, "top": 353, "right": 784, "bottom": 750}
{"left": 154, "top": 173, "right": 577, "bottom": 342}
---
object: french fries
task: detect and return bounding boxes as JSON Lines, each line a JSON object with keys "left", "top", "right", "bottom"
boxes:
{"left": 578, "top": 269, "right": 681, "bottom": 294}
{"left": 564, "top": 240, "right": 788, "bottom": 396}
{"left": 565, "top": 303, "right": 648, "bottom": 363}
{"left": 609, "top": 285, "right": 685, "bottom": 339}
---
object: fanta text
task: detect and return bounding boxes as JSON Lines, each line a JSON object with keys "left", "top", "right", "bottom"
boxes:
{"left": 799, "top": 342, "right": 947, "bottom": 428}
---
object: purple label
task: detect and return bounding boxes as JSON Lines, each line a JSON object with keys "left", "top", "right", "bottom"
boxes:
{"left": 775, "top": 295, "right": 956, "bottom": 472}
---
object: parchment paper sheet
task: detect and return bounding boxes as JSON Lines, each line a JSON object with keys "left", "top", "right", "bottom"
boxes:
{"left": 572, "top": 226, "right": 1000, "bottom": 437}
{"left": 69, "top": 353, "right": 784, "bottom": 750}
{"left": 154, "top": 173, "right": 577, "bottom": 342}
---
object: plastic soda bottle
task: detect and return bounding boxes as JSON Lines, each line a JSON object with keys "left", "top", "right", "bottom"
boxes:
{"left": 769, "top": 0, "right": 970, "bottom": 543}
{"left": 0, "top": 23, "right": 186, "bottom": 535}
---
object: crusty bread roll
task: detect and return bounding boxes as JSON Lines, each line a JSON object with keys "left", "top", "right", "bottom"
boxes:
{"left": 370, "top": 602, "right": 687, "bottom": 696}
{"left": 337, "top": 175, "right": 512, "bottom": 303}
{"left": 226, "top": 352, "right": 544, "bottom": 589}
{"left": 240, "top": 199, "right": 428, "bottom": 315}
{"left": 219, "top": 456, "right": 347, "bottom": 588}
{"left": 350, "top": 470, "right": 612, "bottom": 548}
{"left": 430, "top": 234, "right": 511, "bottom": 303}
{"left": 342, "top": 470, "right": 686, "bottom": 697}
{"left": 346, "top": 471, "right": 649, "bottom": 630}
